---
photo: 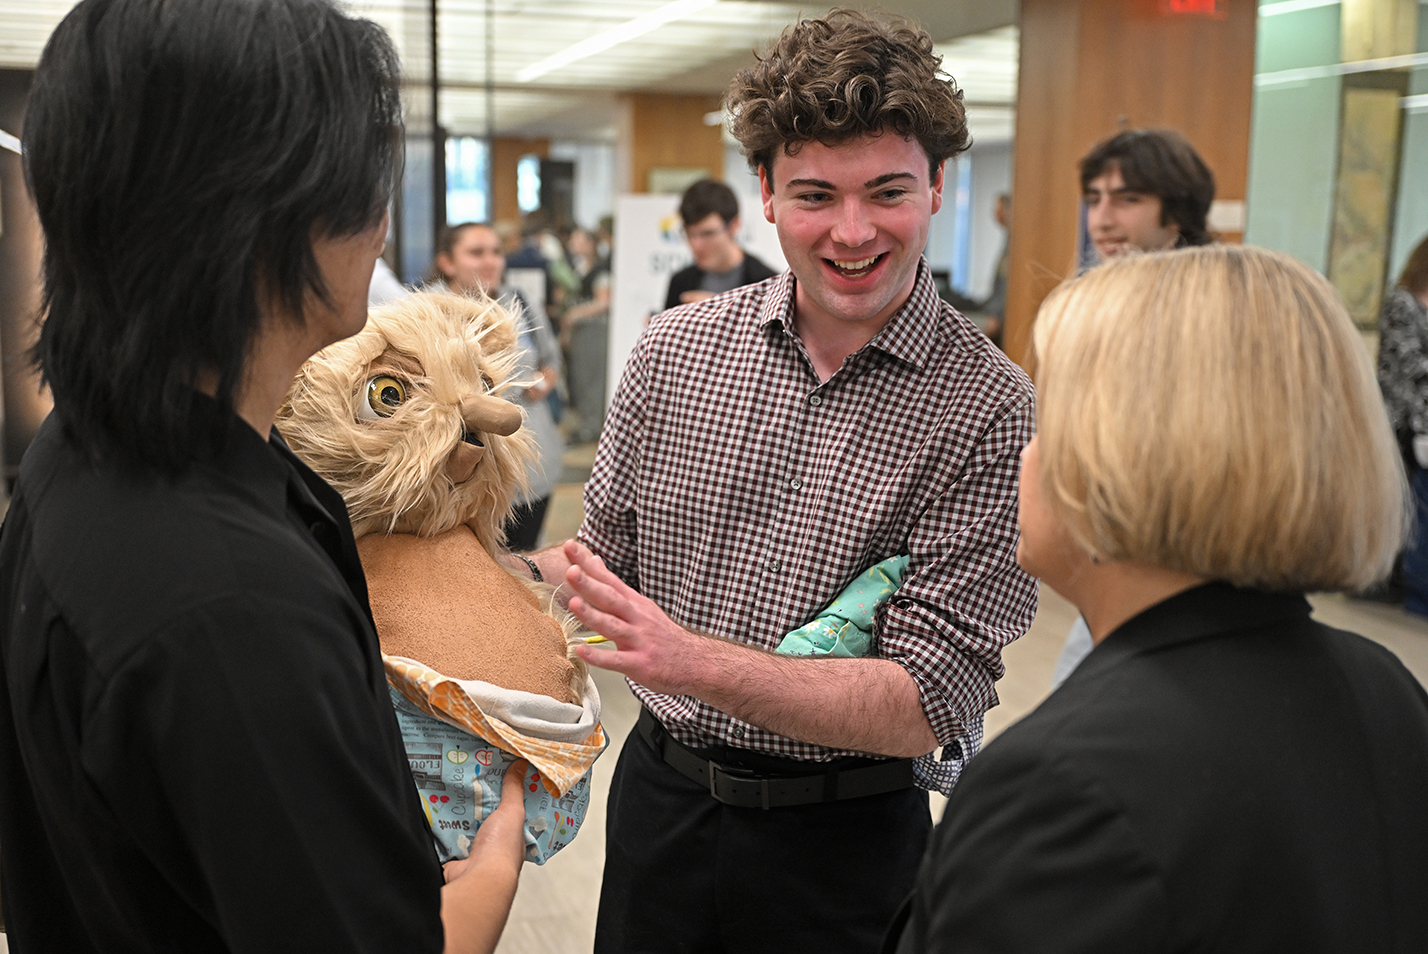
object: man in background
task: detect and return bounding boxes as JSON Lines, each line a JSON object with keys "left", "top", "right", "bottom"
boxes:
{"left": 1080, "top": 128, "right": 1214, "bottom": 262}
{"left": 981, "top": 192, "right": 1011, "bottom": 347}
{"left": 1051, "top": 127, "right": 1217, "bottom": 688}
{"left": 663, "top": 177, "right": 778, "bottom": 308}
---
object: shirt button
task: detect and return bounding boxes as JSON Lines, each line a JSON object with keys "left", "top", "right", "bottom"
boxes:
{"left": 808, "top": 394, "right": 822, "bottom": 407}
{"left": 789, "top": 478, "right": 803, "bottom": 490}
{"left": 732, "top": 727, "right": 745, "bottom": 739}
{"left": 767, "top": 558, "right": 782, "bottom": 572}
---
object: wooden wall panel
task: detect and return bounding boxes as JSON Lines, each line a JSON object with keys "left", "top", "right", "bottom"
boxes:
{"left": 492, "top": 136, "right": 549, "bottom": 226}
{"left": 1003, "top": 0, "right": 1258, "bottom": 368}
{"left": 1004, "top": 0, "right": 1084, "bottom": 367}
{"left": 622, "top": 92, "right": 724, "bottom": 194}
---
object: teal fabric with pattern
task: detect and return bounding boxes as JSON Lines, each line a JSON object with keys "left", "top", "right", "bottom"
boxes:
{"left": 774, "top": 555, "right": 909, "bottom": 658}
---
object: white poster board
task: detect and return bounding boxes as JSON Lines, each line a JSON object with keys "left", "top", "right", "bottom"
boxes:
{"left": 608, "top": 193, "right": 786, "bottom": 408}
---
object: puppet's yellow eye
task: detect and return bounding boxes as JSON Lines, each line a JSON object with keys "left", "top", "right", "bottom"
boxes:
{"left": 362, "top": 376, "right": 408, "bottom": 419}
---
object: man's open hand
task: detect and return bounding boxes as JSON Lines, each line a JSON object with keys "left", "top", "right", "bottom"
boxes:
{"left": 564, "top": 540, "right": 704, "bottom": 694}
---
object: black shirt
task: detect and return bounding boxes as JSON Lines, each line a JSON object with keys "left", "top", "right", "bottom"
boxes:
{"left": 0, "top": 408, "right": 444, "bottom": 952}
{"left": 887, "top": 582, "right": 1428, "bottom": 953}
{"left": 662, "top": 252, "right": 779, "bottom": 310}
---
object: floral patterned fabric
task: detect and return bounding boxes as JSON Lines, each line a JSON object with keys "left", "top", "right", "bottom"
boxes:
{"left": 1377, "top": 286, "right": 1428, "bottom": 440}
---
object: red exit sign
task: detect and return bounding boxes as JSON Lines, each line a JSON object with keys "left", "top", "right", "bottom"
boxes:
{"left": 1160, "top": 0, "right": 1226, "bottom": 16}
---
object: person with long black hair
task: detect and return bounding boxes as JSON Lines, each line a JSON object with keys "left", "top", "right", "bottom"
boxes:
{"left": 0, "top": 2, "right": 526, "bottom": 951}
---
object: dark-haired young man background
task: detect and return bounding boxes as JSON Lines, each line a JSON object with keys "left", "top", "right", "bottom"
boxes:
{"left": 663, "top": 177, "right": 778, "bottom": 309}
{"left": 1080, "top": 128, "right": 1215, "bottom": 261}
{"left": 0, "top": 1, "right": 526, "bottom": 951}
{"left": 508, "top": 10, "right": 1037, "bottom": 953}
{"left": 1051, "top": 128, "right": 1218, "bottom": 688}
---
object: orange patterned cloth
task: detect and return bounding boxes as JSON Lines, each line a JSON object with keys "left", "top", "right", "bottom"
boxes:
{"left": 385, "top": 655, "right": 605, "bottom": 797}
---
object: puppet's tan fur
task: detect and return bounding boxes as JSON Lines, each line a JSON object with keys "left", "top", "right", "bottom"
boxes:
{"left": 277, "top": 291, "right": 587, "bottom": 704}
{"left": 279, "top": 293, "right": 530, "bottom": 549}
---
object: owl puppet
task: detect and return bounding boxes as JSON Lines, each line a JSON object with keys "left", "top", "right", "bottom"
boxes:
{"left": 277, "top": 291, "right": 604, "bottom": 864}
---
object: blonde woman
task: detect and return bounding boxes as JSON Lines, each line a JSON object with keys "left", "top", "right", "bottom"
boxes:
{"left": 888, "top": 246, "right": 1428, "bottom": 953}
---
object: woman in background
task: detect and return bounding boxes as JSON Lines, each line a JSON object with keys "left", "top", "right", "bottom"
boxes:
{"left": 1376, "top": 234, "right": 1428, "bottom": 613}
{"left": 559, "top": 227, "right": 611, "bottom": 443}
{"left": 434, "top": 222, "right": 565, "bottom": 550}
{"left": 889, "top": 245, "right": 1428, "bottom": 953}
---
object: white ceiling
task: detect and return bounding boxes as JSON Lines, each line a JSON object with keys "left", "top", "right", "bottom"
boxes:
{"left": 0, "top": 0, "right": 1018, "bottom": 143}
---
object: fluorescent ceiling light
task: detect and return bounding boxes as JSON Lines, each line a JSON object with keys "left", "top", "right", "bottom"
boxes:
{"left": 1405, "top": 93, "right": 1428, "bottom": 113}
{"left": 516, "top": 0, "right": 719, "bottom": 83}
{"left": 0, "top": 127, "right": 20, "bottom": 154}
{"left": 1260, "top": 0, "right": 1338, "bottom": 15}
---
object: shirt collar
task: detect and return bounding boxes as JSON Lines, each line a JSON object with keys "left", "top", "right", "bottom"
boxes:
{"left": 184, "top": 393, "right": 291, "bottom": 508}
{"left": 185, "top": 394, "right": 349, "bottom": 533}
{"left": 758, "top": 259, "right": 943, "bottom": 371}
{"left": 1070, "top": 581, "right": 1313, "bottom": 685}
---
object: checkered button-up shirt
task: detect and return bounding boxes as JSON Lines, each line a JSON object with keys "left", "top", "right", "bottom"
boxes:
{"left": 579, "top": 262, "right": 1037, "bottom": 789}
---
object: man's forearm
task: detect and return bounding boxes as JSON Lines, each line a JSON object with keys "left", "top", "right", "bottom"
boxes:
{"left": 499, "top": 542, "right": 578, "bottom": 609}
{"left": 561, "top": 539, "right": 942, "bottom": 757}
{"left": 678, "top": 637, "right": 939, "bottom": 757}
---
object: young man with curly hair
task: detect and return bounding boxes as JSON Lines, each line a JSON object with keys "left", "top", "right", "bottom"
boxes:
{"left": 511, "top": 11, "right": 1037, "bottom": 951}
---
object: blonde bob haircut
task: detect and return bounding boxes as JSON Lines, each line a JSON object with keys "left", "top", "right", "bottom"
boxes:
{"left": 1031, "top": 244, "right": 1408, "bottom": 593}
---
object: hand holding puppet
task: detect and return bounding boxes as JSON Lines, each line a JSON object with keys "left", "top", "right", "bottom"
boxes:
{"left": 277, "top": 291, "right": 604, "bottom": 863}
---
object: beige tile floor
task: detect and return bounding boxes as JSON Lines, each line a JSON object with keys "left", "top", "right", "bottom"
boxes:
{"left": 494, "top": 450, "right": 1428, "bottom": 953}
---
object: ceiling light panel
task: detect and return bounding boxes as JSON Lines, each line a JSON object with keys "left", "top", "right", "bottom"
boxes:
{"left": 934, "top": 25, "right": 1019, "bottom": 107}
{"left": 0, "top": 0, "right": 77, "bottom": 69}
{"left": 0, "top": 1, "right": 1021, "bottom": 142}
{"left": 434, "top": 0, "right": 804, "bottom": 89}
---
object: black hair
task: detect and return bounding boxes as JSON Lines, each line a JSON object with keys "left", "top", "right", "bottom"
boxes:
{"left": 1400, "top": 234, "right": 1428, "bottom": 297}
{"left": 25, "top": 0, "right": 402, "bottom": 472}
{"left": 1079, "top": 129, "right": 1215, "bottom": 247}
{"left": 678, "top": 179, "right": 740, "bottom": 228}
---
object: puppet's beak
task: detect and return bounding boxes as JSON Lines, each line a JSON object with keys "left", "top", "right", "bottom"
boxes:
{"left": 460, "top": 393, "right": 522, "bottom": 438}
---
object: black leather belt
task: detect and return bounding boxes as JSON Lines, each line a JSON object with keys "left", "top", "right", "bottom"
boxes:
{"left": 636, "top": 708, "right": 914, "bottom": 810}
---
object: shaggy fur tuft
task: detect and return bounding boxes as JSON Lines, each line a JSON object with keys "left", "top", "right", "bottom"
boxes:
{"left": 278, "top": 291, "right": 535, "bottom": 550}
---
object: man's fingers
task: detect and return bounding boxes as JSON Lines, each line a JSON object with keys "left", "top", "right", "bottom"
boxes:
{"left": 562, "top": 540, "right": 623, "bottom": 587}
{"left": 573, "top": 642, "right": 633, "bottom": 674}
{"left": 568, "top": 595, "right": 635, "bottom": 642}
{"left": 499, "top": 758, "right": 529, "bottom": 807}
{"left": 566, "top": 566, "right": 636, "bottom": 619}
{"left": 446, "top": 758, "right": 530, "bottom": 883}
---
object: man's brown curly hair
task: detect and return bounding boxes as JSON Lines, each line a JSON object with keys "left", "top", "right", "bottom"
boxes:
{"left": 726, "top": 9, "right": 969, "bottom": 184}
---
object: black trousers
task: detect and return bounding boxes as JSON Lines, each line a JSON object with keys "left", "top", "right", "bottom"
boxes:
{"left": 593, "top": 719, "right": 932, "bottom": 954}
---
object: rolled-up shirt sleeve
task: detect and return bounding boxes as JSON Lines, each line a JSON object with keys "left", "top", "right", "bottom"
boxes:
{"left": 877, "top": 394, "right": 1038, "bottom": 749}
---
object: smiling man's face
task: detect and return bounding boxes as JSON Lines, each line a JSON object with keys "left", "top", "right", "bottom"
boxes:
{"left": 1084, "top": 164, "right": 1180, "bottom": 260}
{"left": 760, "top": 133, "right": 943, "bottom": 336}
